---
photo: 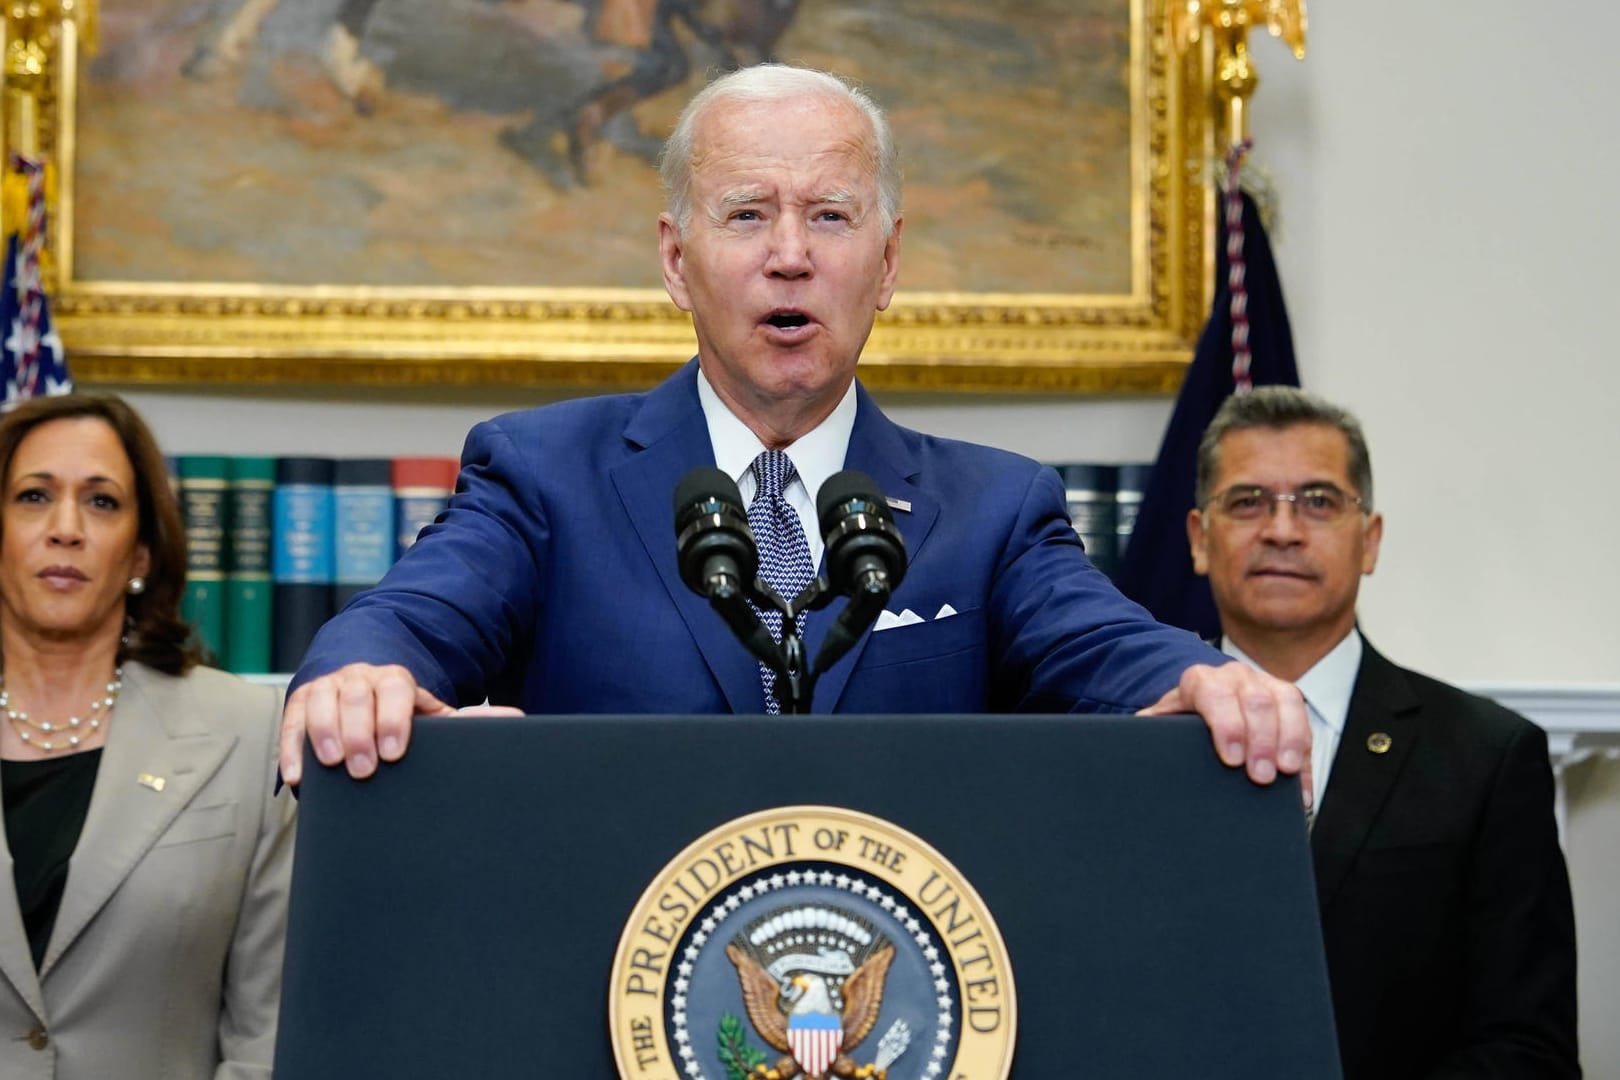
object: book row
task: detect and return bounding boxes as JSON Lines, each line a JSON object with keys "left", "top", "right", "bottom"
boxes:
{"left": 170, "top": 455, "right": 461, "bottom": 675}
{"left": 1051, "top": 462, "right": 1155, "bottom": 580}
{"left": 169, "top": 455, "right": 1152, "bottom": 675}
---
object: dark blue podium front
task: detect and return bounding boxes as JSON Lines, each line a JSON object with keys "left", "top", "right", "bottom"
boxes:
{"left": 275, "top": 714, "right": 1339, "bottom": 1078}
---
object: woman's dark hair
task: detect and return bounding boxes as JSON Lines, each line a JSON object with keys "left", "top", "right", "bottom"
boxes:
{"left": 0, "top": 392, "right": 202, "bottom": 675}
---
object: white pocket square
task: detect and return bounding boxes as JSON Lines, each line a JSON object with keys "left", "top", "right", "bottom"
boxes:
{"left": 873, "top": 608, "right": 925, "bottom": 632}
{"left": 934, "top": 603, "right": 958, "bottom": 620}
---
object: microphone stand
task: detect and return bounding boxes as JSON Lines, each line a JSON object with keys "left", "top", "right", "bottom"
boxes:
{"left": 745, "top": 579, "right": 812, "bottom": 714}
{"left": 694, "top": 562, "right": 852, "bottom": 716}
{"left": 749, "top": 573, "right": 892, "bottom": 715}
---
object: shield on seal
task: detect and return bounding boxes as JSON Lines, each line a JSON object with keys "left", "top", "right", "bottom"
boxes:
{"left": 787, "top": 1005, "right": 842, "bottom": 1078}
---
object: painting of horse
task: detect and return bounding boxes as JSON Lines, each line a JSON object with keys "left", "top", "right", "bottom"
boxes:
{"left": 72, "top": 0, "right": 1133, "bottom": 293}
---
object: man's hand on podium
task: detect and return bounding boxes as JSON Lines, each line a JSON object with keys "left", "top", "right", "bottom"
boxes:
{"left": 277, "top": 658, "right": 1310, "bottom": 799}
{"left": 1138, "top": 662, "right": 1314, "bottom": 807}
{"left": 280, "top": 663, "right": 522, "bottom": 785}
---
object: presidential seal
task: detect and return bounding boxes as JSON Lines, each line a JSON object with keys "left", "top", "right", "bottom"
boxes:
{"left": 610, "top": 806, "right": 1015, "bottom": 1080}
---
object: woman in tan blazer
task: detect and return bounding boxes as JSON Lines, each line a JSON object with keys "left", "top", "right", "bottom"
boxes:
{"left": 0, "top": 393, "right": 294, "bottom": 1079}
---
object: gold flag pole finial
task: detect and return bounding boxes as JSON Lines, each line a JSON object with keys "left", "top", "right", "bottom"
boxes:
{"left": 1173, "top": 0, "right": 1306, "bottom": 149}
{"left": 3, "top": 0, "right": 98, "bottom": 235}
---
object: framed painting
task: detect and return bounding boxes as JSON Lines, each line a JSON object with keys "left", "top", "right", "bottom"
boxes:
{"left": 24, "top": 0, "right": 1214, "bottom": 391}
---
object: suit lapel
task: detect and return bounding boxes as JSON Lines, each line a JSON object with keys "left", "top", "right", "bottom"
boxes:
{"left": 0, "top": 779, "right": 45, "bottom": 1020}
{"left": 611, "top": 362, "right": 763, "bottom": 713}
{"left": 42, "top": 663, "right": 234, "bottom": 978}
{"left": 1310, "top": 642, "right": 1420, "bottom": 911}
{"left": 807, "top": 386, "right": 940, "bottom": 713}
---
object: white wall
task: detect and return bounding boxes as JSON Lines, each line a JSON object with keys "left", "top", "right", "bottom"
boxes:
{"left": 1568, "top": 754, "right": 1620, "bottom": 1070}
{"left": 101, "top": 3, "right": 1620, "bottom": 1068}
{"left": 1249, "top": 2, "right": 1620, "bottom": 687}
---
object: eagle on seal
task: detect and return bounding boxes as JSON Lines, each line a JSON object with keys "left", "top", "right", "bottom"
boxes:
{"left": 725, "top": 942, "right": 896, "bottom": 1080}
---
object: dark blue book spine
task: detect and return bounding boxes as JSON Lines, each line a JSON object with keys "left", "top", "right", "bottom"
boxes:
{"left": 1060, "top": 463, "right": 1120, "bottom": 577}
{"left": 1114, "top": 463, "right": 1153, "bottom": 568}
{"left": 391, "top": 457, "right": 460, "bottom": 560}
{"left": 273, "top": 457, "right": 336, "bottom": 673}
{"left": 334, "top": 458, "right": 395, "bottom": 611}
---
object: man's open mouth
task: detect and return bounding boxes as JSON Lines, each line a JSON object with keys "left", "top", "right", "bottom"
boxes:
{"left": 765, "top": 311, "right": 810, "bottom": 329}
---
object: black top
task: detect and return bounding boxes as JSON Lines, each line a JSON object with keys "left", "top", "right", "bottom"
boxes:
{"left": 3, "top": 749, "right": 103, "bottom": 969}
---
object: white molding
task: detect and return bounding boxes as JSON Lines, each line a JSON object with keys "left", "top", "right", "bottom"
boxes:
{"left": 1464, "top": 683, "right": 1620, "bottom": 766}
{"left": 1463, "top": 683, "right": 1620, "bottom": 843}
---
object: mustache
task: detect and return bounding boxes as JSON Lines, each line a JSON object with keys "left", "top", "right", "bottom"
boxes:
{"left": 1246, "top": 557, "right": 1317, "bottom": 577}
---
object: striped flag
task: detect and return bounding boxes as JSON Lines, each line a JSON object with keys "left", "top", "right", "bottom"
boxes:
{"left": 1113, "top": 147, "right": 1300, "bottom": 638}
{"left": 788, "top": 1010, "right": 842, "bottom": 1077}
{"left": 2, "top": 154, "right": 72, "bottom": 409}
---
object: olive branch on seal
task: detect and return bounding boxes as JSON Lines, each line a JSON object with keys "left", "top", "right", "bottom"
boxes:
{"left": 717, "top": 1013, "right": 768, "bottom": 1080}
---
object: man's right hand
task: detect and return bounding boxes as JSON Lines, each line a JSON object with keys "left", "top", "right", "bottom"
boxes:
{"left": 279, "top": 663, "right": 450, "bottom": 785}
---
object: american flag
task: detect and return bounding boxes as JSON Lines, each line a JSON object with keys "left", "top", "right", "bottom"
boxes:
{"left": 2, "top": 154, "right": 72, "bottom": 410}
{"left": 1112, "top": 159, "right": 1299, "bottom": 639}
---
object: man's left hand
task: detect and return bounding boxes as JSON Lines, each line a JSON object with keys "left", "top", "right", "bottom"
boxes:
{"left": 1139, "top": 662, "right": 1312, "bottom": 805}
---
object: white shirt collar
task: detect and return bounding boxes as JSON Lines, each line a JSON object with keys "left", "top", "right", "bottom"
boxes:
{"left": 695, "top": 367, "right": 856, "bottom": 503}
{"left": 1221, "top": 629, "right": 1362, "bottom": 736}
{"left": 695, "top": 368, "right": 857, "bottom": 569}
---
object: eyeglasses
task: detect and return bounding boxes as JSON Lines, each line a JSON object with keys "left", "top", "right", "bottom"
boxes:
{"left": 1206, "top": 484, "right": 1367, "bottom": 525}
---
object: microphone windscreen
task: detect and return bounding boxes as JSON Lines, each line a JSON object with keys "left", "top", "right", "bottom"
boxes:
{"left": 815, "top": 470, "right": 889, "bottom": 534}
{"left": 674, "top": 467, "right": 745, "bottom": 528}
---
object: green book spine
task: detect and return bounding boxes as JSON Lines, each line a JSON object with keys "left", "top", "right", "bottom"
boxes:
{"left": 178, "top": 454, "right": 231, "bottom": 664}
{"left": 225, "top": 456, "right": 276, "bottom": 674}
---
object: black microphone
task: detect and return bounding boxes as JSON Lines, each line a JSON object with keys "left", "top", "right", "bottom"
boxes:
{"left": 812, "top": 472, "right": 907, "bottom": 676}
{"left": 673, "top": 468, "right": 781, "bottom": 668}
{"left": 817, "top": 471, "right": 907, "bottom": 599}
{"left": 673, "top": 468, "right": 757, "bottom": 600}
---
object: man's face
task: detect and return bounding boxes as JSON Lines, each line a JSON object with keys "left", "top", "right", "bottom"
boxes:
{"left": 1187, "top": 423, "right": 1382, "bottom": 644}
{"left": 658, "top": 93, "right": 902, "bottom": 442}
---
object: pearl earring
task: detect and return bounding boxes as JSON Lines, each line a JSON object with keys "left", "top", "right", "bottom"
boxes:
{"left": 127, "top": 576, "right": 146, "bottom": 595}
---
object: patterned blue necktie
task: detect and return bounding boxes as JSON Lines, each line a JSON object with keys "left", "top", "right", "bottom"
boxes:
{"left": 747, "top": 450, "right": 814, "bottom": 714}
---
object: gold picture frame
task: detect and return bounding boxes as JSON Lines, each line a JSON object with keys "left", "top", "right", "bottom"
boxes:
{"left": 18, "top": 1, "right": 1214, "bottom": 393}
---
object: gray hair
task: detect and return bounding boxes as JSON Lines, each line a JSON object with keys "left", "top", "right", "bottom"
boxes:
{"left": 659, "top": 64, "right": 901, "bottom": 237}
{"left": 1195, "top": 386, "right": 1374, "bottom": 509}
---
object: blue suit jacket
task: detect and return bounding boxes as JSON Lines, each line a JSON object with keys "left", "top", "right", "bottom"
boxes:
{"left": 294, "top": 362, "right": 1223, "bottom": 713}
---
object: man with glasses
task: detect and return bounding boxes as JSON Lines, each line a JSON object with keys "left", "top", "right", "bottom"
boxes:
{"left": 1187, "top": 386, "right": 1579, "bottom": 1079}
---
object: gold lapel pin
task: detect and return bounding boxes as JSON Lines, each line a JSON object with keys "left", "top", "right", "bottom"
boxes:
{"left": 137, "top": 773, "right": 167, "bottom": 792}
{"left": 1366, "top": 732, "right": 1393, "bottom": 755}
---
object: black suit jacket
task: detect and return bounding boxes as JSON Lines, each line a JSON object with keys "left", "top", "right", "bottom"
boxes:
{"left": 1311, "top": 639, "right": 1579, "bottom": 1079}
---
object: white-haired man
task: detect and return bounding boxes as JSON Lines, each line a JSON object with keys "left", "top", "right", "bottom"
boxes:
{"left": 281, "top": 65, "right": 1310, "bottom": 816}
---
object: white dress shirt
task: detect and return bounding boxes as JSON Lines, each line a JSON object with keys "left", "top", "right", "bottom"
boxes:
{"left": 1222, "top": 630, "right": 1363, "bottom": 811}
{"left": 696, "top": 367, "right": 857, "bottom": 571}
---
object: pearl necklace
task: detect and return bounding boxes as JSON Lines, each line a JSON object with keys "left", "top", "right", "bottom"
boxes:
{"left": 0, "top": 668, "right": 123, "bottom": 753}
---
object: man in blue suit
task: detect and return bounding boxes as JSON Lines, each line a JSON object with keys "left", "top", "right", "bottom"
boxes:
{"left": 279, "top": 64, "right": 1311, "bottom": 795}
